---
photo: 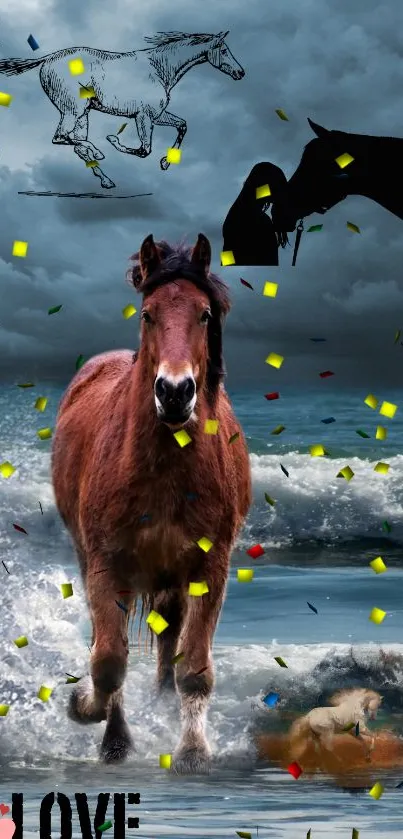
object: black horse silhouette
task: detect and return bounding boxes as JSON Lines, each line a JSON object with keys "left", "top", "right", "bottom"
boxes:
{"left": 271, "top": 117, "right": 403, "bottom": 234}
{"left": 222, "top": 162, "right": 289, "bottom": 266}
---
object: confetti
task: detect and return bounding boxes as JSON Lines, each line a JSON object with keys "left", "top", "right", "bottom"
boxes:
{"left": 321, "top": 417, "right": 335, "bottom": 424}
{"left": 38, "top": 686, "right": 53, "bottom": 702}
{"left": 117, "top": 123, "right": 128, "bottom": 135}
{"left": 394, "top": 329, "right": 401, "bottom": 344}
{"left": 335, "top": 153, "right": 354, "bottom": 168}
{"left": 188, "top": 581, "right": 209, "bottom": 596}
{"left": 275, "top": 109, "right": 289, "bottom": 121}
{"left": 347, "top": 222, "right": 360, "bottom": 233}
{"left": 369, "top": 608, "right": 386, "bottom": 625}
{"left": 13, "top": 523, "right": 27, "bottom": 534}
{"left": 122, "top": 304, "right": 136, "bottom": 319}
{"left": 12, "top": 240, "right": 28, "bottom": 258}
{"left": 75, "top": 354, "right": 85, "bottom": 370}
{"left": 356, "top": 429, "right": 370, "bottom": 438}
{"left": 146, "top": 610, "right": 169, "bottom": 634}
{"left": 166, "top": 147, "right": 181, "bottom": 164}
{"left": 370, "top": 557, "right": 387, "bottom": 574}
{"left": 0, "top": 92, "right": 12, "bottom": 107}
{"left": 307, "top": 602, "right": 318, "bottom": 614}
{"left": 2, "top": 561, "right": 10, "bottom": 574}
{"left": 195, "top": 666, "right": 208, "bottom": 675}
{"left": 265, "top": 392, "right": 279, "bottom": 400}
{"left": 171, "top": 652, "right": 185, "bottom": 665}
{"left": 79, "top": 85, "right": 96, "bottom": 99}
{"left": 337, "top": 466, "right": 354, "bottom": 481}
{"left": 221, "top": 251, "right": 236, "bottom": 266}
{"left": 310, "top": 444, "right": 325, "bottom": 457}
{"left": 0, "top": 705, "right": 10, "bottom": 716}
{"left": 0, "top": 462, "right": 15, "bottom": 478}
{"left": 364, "top": 393, "right": 378, "bottom": 409}
{"left": 310, "top": 337, "right": 326, "bottom": 342}
{"left": 355, "top": 722, "right": 360, "bottom": 737}
{"left": 27, "top": 34, "right": 40, "bottom": 51}
{"left": 48, "top": 305, "right": 62, "bottom": 315}
{"left": 68, "top": 58, "right": 85, "bottom": 75}
{"left": 237, "top": 569, "right": 254, "bottom": 582}
{"left": 174, "top": 429, "right": 192, "bottom": 447}
{"left": 382, "top": 520, "right": 392, "bottom": 533}
{"left": 86, "top": 160, "right": 98, "bottom": 168}
{"left": 236, "top": 833, "right": 252, "bottom": 839}
{"left": 37, "top": 428, "right": 52, "bottom": 440}
{"left": 368, "top": 782, "right": 384, "bottom": 800}
{"left": 159, "top": 754, "right": 172, "bottom": 768}
{"left": 115, "top": 600, "right": 128, "bottom": 613}
{"left": 34, "top": 397, "right": 48, "bottom": 412}
{"left": 264, "top": 493, "right": 275, "bottom": 506}
{"left": 247, "top": 544, "right": 264, "bottom": 559}
{"left": 229, "top": 432, "right": 240, "bottom": 444}
{"left": 307, "top": 832, "right": 312, "bottom": 839}
{"left": 271, "top": 425, "right": 285, "bottom": 435}
{"left": 352, "top": 830, "right": 359, "bottom": 839}
{"left": 13, "top": 636, "right": 28, "bottom": 648}
{"left": 65, "top": 674, "right": 81, "bottom": 684}
{"left": 262, "top": 691, "right": 279, "bottom": 708}
{"left": 374, "top": 462, "right": 389, "bottom": 474}
{"left": 256, "top": 184, "right": 271, "bottom": 199}
{"left": 240, "top": 278, "right": 254, "bottom": 290}
{"left": 319, "top": 370, "right": 334, "bottom": 378}
{"left": 395, "top": 780, "right": 403, "bottom": 788}
{"left": 204, "top": 419, "right": 219, "bottom": 434}
{"left": 17, "top": 382, "right": 35, "bottom": 388}
{"left": 376, "top": 426, "right": 387, "bottom": 440}
{"left": 307, "top": 224, "right": 323, "bottom": 232}
{"left": 39, "top": 501, "right": 43, "bottom": 515}
{"left": 0, "top": 806, "right": 10, "bottom": 816}
{"left": 197, "top": 537, "right": 213, "bottom": 553}
{"left": 266, "top": 352, "right": 284, "bottom": 369}
{"left": 274, "top": 656, "right": 287, "bottom": 667}
{"left": 263, "top": 281, "right": 278, "bottom": 298}
{"left": 287, "top": 761, "right": 302, "bottom": 779}
{"left": 61, "top": 583, "right": 73, "bottom": 598}
{"left": 379, "top": 401, "right": 397, "bottom": 418}
{"left": 280, "top": 464, "right": 289, "bottom": 477}
{"left": 98, "top": 821, "right": 113, "bottom": 833}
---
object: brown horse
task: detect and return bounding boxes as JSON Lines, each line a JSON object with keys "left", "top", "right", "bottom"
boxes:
{"left": 51, "top": 233, "right": 252, "bottom": 772}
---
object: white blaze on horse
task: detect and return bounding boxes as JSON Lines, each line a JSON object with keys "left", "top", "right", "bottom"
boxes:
{"left": 289, "top": 688, "right": 382, "bottom": 765}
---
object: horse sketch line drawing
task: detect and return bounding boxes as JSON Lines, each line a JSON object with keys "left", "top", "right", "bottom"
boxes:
{"left": 0, "top": 32, "right": 245, "bottom": 189}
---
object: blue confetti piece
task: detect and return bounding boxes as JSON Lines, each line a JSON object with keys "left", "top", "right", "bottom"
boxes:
{"left": 310, "top": 337, "right": 326, "bottom": 342}
{"left": 262, "top": 691, "right": 279, "bottom": 708}
{"left": 321, "top": 417, "right": 335, "bottom": 424}
{"left": 27, "top": 34, "right": 40, "bottom": 51}
{"left": 115, "top": 600, "right": 128, "bottom": 614}
{"left": 139, "top": 514, "right": 151, "bottom": 523}
{"left": 307, "top": 601, "right": 318, "bottom": 614}
{"left": 396, "top": 780, "right": 403, "bottom": 788}
{"left": 185, "top": 493, "right": 199, "bottom": 501}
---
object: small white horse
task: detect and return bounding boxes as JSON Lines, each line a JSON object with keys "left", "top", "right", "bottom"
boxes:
{"left": 289, "top": 688, "right": 382, "bottom": 765}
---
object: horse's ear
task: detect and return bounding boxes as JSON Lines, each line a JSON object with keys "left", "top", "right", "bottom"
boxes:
{"left": 190, "top": 233, "right": 211, "bottom": 275}
{"left": 308, "top": 118, "right": 330, "bottom": 139}
{"left": 139, "top": 234, "right": 161, "bottom": 281}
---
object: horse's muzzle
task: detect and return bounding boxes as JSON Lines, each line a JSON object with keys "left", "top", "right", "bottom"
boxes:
{"left": 154, "top": 375, "right": 196, "bottom": 427}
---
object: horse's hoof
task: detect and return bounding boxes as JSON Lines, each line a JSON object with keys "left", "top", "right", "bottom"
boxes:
{"left": 68, "top": 678, "right": 107, "bottom": 724}
{"left": 93, "top": 149, "right": 105, "bottom": 160}
{"left": 100, "top": 178, "right": 116, "bottom": 189}
{"left": 100, "top": 736, "right": 133, "bottom": 764}
{"left": 106, "top": 134, "right": 118, "bottom": 146}
{"left": 171, "top": 745, "right": 211, "bottom": 775}
{"left": 160, "top": 157, "right": 170, "bottom": 170}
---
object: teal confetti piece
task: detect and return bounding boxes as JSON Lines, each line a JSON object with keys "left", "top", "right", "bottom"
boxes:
{"left": 98, "top": 821, "right": 113, "bottom": 833}
{"left": 75, "top": 354, "right": 85, "bottom": 370}
{"left": 48, "top": 305, "right": 62, "bottom": 315}
{"left": 356, "top": 429, "right": 370, "bottom": 438}
{"left": 307, "top": 224, "right": 323, "bottom": 232}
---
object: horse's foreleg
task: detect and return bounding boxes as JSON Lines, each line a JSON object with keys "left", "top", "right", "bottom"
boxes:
{"left": 173, "top": 560, "right": 228, "bottom": 774}
{"left": 52, "top": 110, "right": 115, "bottom": 189}
{"left": 154, "top": 588, "right": 187, "bottom": 694}
{"left": 151, "top": 110, "right": 187, "bottom": 170}
{"left": 68, "top": 569, "right": 133, "bottom": 763}
{"left": 106, "top": 112, "right": 153, "bottom": 159}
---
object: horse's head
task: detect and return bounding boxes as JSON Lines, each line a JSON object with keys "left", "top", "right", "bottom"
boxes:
{"left": 206, "top": 32, "right": 245, "bottom": 80}
{"left": 271, "top": 118, "right": 354, "bottom": 232}
{"left": 363, "top": 690, "right": 383, "bottom": 720}
{"left": 127, "top": 234, "right": 231, "bottom": 429}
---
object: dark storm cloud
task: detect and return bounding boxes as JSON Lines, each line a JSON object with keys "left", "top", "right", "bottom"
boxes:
{"left": 1, "top": 0, "right": 403, "bottom": 386}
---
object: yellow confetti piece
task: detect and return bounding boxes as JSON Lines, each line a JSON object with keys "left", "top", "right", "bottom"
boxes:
{"left": 346, "top": 222, "right": 361, "bottom": 233}
{"left": 122, "top": 304, "right": 137, "bottom": 319}
{"left": 86, "top": 160, "right": 98, "bottom": 168}
{"left": 237, "top": 569, "right": 254, "bottom": 582}
{"left": 61, "top": 583, "right": 73, "bottom": 599}
{"left": 0, "top": 461, "right": 15, "bottom": 478}
{"left": 310, "top": 444, "right": 325, "bottom": 457}
{"left": 364, "top": 393, "right": 378, "bottom": 409}
{"left": 68, "top": 58, "right": 85, "bottom": 76}
{"left": 370, "top": 557, "right": 387, "bottom": 574}
{"left": 12, "top": 240, "right": 28, "bottom": 258}
{"left": 37, "top": 427, "right": 52, "bottom": 440}
{"left": 263, "top": 282, "right": 278, "bottom": 298}
{"left": 369, "top": 607, "right": 386, "bottom": 625}
{"left": 173, "top": 429, "right": 192, "bottom": 448}
{"left": 34, "top": 397, "right": 48, "bottom": 412}
{"left": 221, "top": 250, "right": 236, "bottom": 266}
{"left": 146, "top": 610, "right": 169, "bottom": 635}
{"left": 256, "top": 184, "right": 271, "bottom": 199}
{"left": 204, "top": 419, "right": 219, "bottom": 434}
{"left": 379, "top": 401, "right": 397, "bottom": 418}
{"left": 352, "top": 830, "right": 359, "bottom": 839}
{"left": 236, "top": 833, "right": 252, "bottom": 839}
{"left": 375, "top": 426, "right": 387, "bottom": 440}
{"left": 338, "top": 465, "right": 354, "bottom": 481}
{"left": 374, "top": 462, "right": 389, "bottom": 474}
{"left": 275, "top": 108, "right": 289, "bottom": 121}
{"left": 166, "top": 147, "right": 181, "bottom": 164}
{"left": 188, "top": 581, "right": 209, "bottom": 596}
{"left": 159, "top": 754, "right": 172, "bottom": 768}
{"left": 368, "top": 781, "right": 384, "bottom": 800}
{"left": 0, "top": 91, "right": 12, "bottom": 107}
{"left": 197, "top": 537, "right": 213, "bottom": 553}
{"left": 38, "top": 685, "right": 53, "bottom": 702}
{"left": 0, "top": 705, "right": 10, "bottom": 716}
{"left": 335, "top": 153, "right": 354, "bottom": 169}
{"left": 266, "top": 352, "right": 284, "bottom": 369}
{"left": 13, "top": 636, "right": 28, "bottom": 648}
{"left": 79, "top": 85, "right": 96, "bottom": 99}
{"left": 274, "top": 656, "right": 288, "bottom": 667}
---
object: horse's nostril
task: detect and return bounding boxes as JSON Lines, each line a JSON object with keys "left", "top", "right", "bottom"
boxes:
{"left": 154, "top": 377, "right": 167, "bottom": 401}
{"left": 182, "top": 377, "right": 195, "bottom": 402}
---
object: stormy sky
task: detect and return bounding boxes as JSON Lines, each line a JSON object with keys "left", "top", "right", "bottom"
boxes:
{"left": 1, "top": 0, "right": 403, "bottom": 389}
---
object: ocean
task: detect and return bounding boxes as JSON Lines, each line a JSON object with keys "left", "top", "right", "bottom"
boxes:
{"left": 1, "top": 382, "right": 403, "bottom": 838}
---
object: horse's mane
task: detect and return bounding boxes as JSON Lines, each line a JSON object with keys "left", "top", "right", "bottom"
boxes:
{"left": 143, "top": 32, "right": 225, "bottom": 48}
{"left": 328, "top": 687, "right": 381, "bottom": 707}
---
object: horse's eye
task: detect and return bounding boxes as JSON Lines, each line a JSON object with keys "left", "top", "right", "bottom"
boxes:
{"left": 141, "top": 310, "right": 153, "bottom": 323}
{"left": 200, "top": 310, "right": 211, "bottom": 324}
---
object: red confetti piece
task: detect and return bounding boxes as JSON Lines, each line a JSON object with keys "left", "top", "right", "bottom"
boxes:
{"left": 0, "top": 805, "right": 10, "bottom": 816}
{"left": 195, "top": 666, "right": 208, "bottom": 675}
{"left": 13, "top": 523, "right": 28, "bottom": 534}
{"left": 264, "top": 392, "right": 279, "bottom": 401}
{"left": 240, "top": 278, "right": 254, "bottom": 290}
{"left": 246, "top": 544, "right": 265, "bottom": 559}
{"left": 287, "top": 761, "right": 302, "bottom": 779}
{"left": 319, "top": 370, "right": 334, "bottom": 378}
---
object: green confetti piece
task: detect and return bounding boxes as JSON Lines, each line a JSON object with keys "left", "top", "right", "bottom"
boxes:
{"left": 117, "top": 122, "right": 128, "bottom": 135}
{"left": 346, "top": 221, "right": 360, "bottom": 233}
{"left": 86, "top": 160, "right": 98, "bottom": 168}
{"left": 65, "top": 675, "right": 81, "bottom": 684}
{"left": 271, "top": 425, "right": 286, "bottom": 435}
{"left": 394, "top": 329, "right": 401, "bottom": 344}
{"left": 356, "top": 429, "right": 370, "bottom": 438}
{"left": 264, "top": 493, "right": 276, "bottom": 506}
{"left": 229, "top": 432, "right": 240, "bottom": 444}
{"left": 352, "top": 830, "right": 359, "bottom": 839}
{"left": 35, "top": 397, "right": 48, "bottom": 412}
{"left": 14, "top": 635, "right": 28, "bottom": 648}
{"left": 75, "top": 354, "right": 85, "bottom": 370}
{"left": 275, "top": 108, "right": 289, "bottom": 121}
{"left": 48, "top": 305, "right": 62, "bottom": 315}
{"left": 307, "top": 224, "right": 323, "bottom": 232}
{"left": 274, "top": 656, "right": 288, "bottom": 667}
{"left": 37, "top": 427, "right": 52, "bottom": 440}
{"left": 17, "top": 382, "right": 35, "bottom": 388}
{"left": 236, "top": 833, "right": 252, "bottom": 839}
{"left": 98, "top": 821, "right": 113, "bottom": 833}
{"left": 171, "top": 652, "right": 185, "bottom": 665}
{"left": 382, "top": 520, "right": 392, "bottom": 533}
{"left": 0, "top": 704, "right": 10, "bottom": 716}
